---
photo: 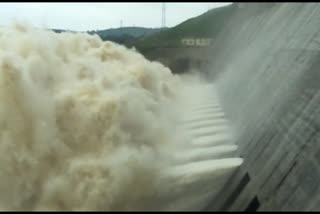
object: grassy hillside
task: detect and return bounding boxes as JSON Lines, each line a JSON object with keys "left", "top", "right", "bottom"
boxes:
{"left": 92, "top": 27, "right": 167, "bottom": 47}
{"left": 51, "top": 27, "right": 168, "bottom": 47}
{"left": 134, "top": 3, "right": 236, "bottom": 54}
{"left": 88, "top": 27, "right": 166, "bottom": 39}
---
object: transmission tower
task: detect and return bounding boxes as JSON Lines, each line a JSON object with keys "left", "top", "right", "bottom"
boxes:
{"left": 161, "top": 3, "right": 166, "bottom": 29}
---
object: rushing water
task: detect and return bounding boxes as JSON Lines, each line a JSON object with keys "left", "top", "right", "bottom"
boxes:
{"left": 0, "top": 23, "right": 242, "bottom": 211}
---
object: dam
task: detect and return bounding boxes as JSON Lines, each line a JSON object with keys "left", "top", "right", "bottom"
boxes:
{"left": 0, "top": 2, "right": 319, "bottom": 211}
{"left": 200, "top": 3, "right": 320, "bottom": 211}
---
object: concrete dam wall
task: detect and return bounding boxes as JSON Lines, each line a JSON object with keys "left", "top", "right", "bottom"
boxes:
{"left": 203, "top": 3, "right": 320, "bottom": 211}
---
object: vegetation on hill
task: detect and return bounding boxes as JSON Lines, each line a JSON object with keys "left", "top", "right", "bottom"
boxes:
{"left": 133, "top": 4, "right": 236, "bottom": 54}
{"left": 51, "top": 27, "right": 168, "bottom": 47}
{"left": 51, "top": 3, "right": 237, "bottom": 55}
{"left": 88, "top": 27, "right": 166, "bottom": 39}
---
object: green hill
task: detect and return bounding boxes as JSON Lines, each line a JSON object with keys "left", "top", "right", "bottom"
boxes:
{"left": 88, "top": 27, "right": 166, "bottom": 39}
{"left": 51, "top": 27, "right": 168, "bottom": 47}
{"left": 133, "top": 3, "right": 236, "bottom": 54}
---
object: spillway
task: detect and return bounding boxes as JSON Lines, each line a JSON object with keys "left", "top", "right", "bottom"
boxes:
{"left": 155, "top": 83, "right": 242, "bottom": 211}
{"left": 0, "top": 2, "right": 319, "bottom": 211}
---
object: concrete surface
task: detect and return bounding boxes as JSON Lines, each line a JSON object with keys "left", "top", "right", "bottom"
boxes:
{"left": 203, "top": 3, "right": 320, "bottom": 211}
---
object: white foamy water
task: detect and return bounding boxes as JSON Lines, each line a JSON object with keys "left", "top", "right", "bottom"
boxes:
{"left": 0, "top": 23, "right": 242, "bottom": 211}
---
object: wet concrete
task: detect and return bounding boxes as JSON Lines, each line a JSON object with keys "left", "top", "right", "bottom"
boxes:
{"left": 203, "top": 3, "right": 320, "bottom": 211}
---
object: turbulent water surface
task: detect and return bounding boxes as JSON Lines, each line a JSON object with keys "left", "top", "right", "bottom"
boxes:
{"left": 0, "top": 23, "right": 242, "bottom": 211}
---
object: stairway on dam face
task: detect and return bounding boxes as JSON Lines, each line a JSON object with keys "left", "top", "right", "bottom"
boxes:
{"left": 156, "top": 84, "right": 243, "bottom": 211}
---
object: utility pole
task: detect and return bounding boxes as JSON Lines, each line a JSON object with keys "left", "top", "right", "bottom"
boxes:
{"left": 161, "top": 3, "right": 166, "bottom": 29}
{"left": 120, "top": 20, "right": 123, "bottom": 34}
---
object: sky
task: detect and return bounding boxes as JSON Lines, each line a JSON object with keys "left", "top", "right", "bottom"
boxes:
{"left": 0, "top": 2, "right": 232, "bottom": 31}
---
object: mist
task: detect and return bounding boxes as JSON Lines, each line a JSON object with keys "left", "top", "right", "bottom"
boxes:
{"left": 0, "top": 23, "right": 242, "bottom": 211}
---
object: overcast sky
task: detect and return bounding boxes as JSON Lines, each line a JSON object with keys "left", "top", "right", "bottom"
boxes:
{"left": 0, "top": 2, "right": 232, "bottom": 31}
